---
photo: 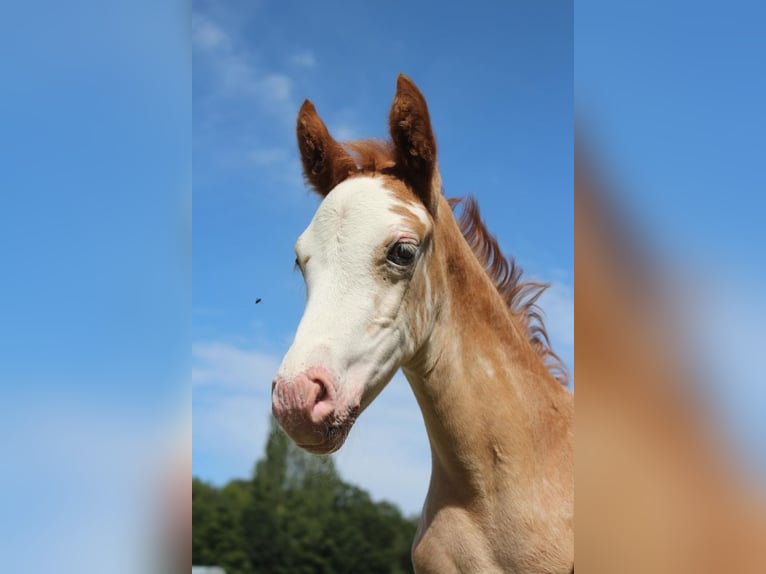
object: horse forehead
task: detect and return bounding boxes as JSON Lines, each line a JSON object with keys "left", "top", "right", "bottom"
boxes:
{"left": 306, "top": 176, "right": 428, "bottom": 246}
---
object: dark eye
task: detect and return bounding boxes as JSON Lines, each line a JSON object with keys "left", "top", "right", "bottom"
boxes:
{"left": 386, "top": 241, "right": 418, "bottom": 266}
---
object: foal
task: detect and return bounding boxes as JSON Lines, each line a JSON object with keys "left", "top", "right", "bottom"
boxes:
{"left": 271, "top": 75, "right": 574, "bottom": 574}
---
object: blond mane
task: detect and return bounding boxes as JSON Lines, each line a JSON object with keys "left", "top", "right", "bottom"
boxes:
{"left": 342, "top": 138, "right": 568, "bottom": 385}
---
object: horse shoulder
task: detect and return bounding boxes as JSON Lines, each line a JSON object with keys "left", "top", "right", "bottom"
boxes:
{"left": 412, "top": 501, "right": 505, "bottom": 574}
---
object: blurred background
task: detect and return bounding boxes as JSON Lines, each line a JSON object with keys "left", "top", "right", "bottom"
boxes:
{"left": 576, "top": 1, "right": 766, "bottom": 572}
{"left": 0, "top": 1, "right": 190, "bottom": 573}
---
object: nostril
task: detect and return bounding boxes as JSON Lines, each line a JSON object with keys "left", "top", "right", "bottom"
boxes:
{"left": 307, "top": 374, "right": 334, "bottom": 422}
{"left": 311, "top": 377, "right": 329, "bottom": 404}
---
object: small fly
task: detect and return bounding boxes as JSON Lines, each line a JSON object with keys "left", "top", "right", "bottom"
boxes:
{"left": 255, "top": 298, "right": 262, "bottom": 304}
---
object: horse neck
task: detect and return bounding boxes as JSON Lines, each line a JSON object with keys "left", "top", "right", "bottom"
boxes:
{"left": 402, "top": 200, "right": 572, "bottom": 503}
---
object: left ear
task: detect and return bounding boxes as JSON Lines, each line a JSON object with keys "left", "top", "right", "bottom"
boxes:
{"left": 296, "top": 99, "right": 357, "bottom": 197}
{"left": 389, "top": 74, "right": 438, "bottom": 213}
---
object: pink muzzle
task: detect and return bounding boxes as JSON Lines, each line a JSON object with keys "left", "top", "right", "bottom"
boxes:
{"left": 271, "top": 366, "right": 349, "bottom": 453}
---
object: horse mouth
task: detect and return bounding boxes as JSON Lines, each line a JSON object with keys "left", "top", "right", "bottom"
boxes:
{"left": 295, "top": 408, "right": 359, "bottom": 455}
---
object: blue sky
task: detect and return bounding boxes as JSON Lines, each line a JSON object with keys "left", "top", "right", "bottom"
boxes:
{"left": 192, "top": 0, "right": 573, "bottom": 513}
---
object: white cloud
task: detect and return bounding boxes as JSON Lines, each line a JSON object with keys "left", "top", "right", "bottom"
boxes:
{"left": 194, "top": 388, "right": 272, "bottom": 471}
{"left": 258, "top": 73, "right": 293, "bottom": 103}
{"left": 192, "top": 13, "right": 229, "bottom": 51}
{"left": 213, "top": 54, "right": 295, "bottom": 106}
{"left": 193, "top": 341, "right": 279, "bottom": 390}
{"left": 290, "top": 51, "right": 317, "bottom": 68}
{"left": 192, "top": 341, "right": 277, "bottom": 483}
{"left": 192, "top": 11, "right": 295, "bottom": 120}
{"left": 539, "top": 281, "right": 574, "bottom": 350}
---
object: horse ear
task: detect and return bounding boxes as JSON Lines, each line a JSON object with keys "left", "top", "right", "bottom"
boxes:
{"left": 296, "top": 100, "right": 357, "bottom": 197}
{"left": 389, "top": 74, "right": 438, "bottom": 212}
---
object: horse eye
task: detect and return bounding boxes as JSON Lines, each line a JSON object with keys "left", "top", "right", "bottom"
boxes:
{"left": 387, "top": 241, "right": 418, "bottom": 266}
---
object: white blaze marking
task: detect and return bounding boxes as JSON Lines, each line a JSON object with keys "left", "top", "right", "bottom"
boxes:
{"left": 278, "top": 176, "right": 430, "bottom": 412}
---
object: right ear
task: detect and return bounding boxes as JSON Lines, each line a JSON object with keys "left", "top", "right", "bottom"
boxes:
{"left": 388, "top": 74, "right": 438, "bottom": 213}
{"left": 296, "top": 100, "right": 357, "bottom": 197}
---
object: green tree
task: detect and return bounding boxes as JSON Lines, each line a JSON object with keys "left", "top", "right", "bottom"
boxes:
{"left": 243, "top": 417, "right": 291, "bottom": 574}
{"left": 192, "top": 477, "right": 253, "bottom": 574}
{"left": 192, "top": 477, "right": 218, "bottom": 566}
{"left": 194, "top": 416, "right": 419, "bottom": 574}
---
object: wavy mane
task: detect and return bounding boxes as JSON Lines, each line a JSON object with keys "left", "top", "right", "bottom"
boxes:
{"left": 342, "top": 138, "right": 569, "bottom": 385}
{"left": 449, "top": 197, "right": 569, "bottom": 385}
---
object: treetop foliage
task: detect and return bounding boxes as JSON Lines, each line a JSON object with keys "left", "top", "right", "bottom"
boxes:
{"left": 193, "top": 418, "right": 419, "bottom": 574}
